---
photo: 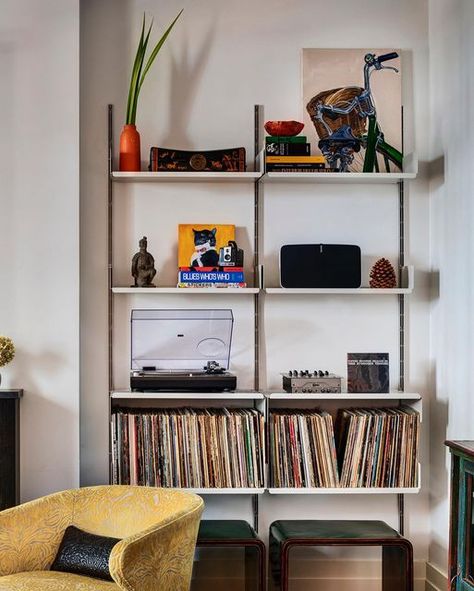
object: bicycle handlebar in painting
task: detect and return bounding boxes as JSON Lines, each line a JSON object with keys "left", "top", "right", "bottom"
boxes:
{"left": 377, "top": 52, "right": 399, "bottom": 63}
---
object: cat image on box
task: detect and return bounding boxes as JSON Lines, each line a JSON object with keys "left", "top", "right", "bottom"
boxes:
{"left": 190, "top": 228, "right": 219, "bottom": 268}
{"left": 178, "top": 224, "right": 236, "bottom": 270}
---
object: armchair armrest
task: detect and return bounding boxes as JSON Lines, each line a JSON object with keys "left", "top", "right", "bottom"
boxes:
{"left": 110, "top": 499, "right": 203, "bottom": 591}
{"left": 0, "top": 491, "right": 73, "bottom": 576}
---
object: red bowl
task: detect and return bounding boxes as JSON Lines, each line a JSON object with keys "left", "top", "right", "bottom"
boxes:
{"left": 264, "top": 120, "right": 305, "bottom": 137}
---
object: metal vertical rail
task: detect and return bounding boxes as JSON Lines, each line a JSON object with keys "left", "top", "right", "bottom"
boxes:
{"left": 252, "top": 105, "right": 262, "bottom": 532}
{"left": 108, "top": 105, "right": 114, "bottom": 392}
{"left": 398, "top": 177, "right": 405, "bottom": 536}
{"left": 397, "top": 104, "right": 406, "bottom": 536}
{"left": 254, "top": 104, "right": 261, "bottom": 393}
{"left": 107, "top": 105, "right": 114, "bottom": 485}
{"left": 398, "top": 180, "right": 405, "bottom": 393}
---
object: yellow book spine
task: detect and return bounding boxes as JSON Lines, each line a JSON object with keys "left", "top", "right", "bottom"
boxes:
{"left": 265, "top": 155, "right": 326, "bottom": 163}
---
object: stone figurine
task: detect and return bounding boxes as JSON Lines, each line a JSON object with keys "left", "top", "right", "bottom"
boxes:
{"left": 131, "top": 236, "right": 156, "bottom": 287}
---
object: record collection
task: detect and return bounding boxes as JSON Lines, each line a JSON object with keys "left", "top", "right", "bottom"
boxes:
{"left": 111, "top": 408, "right": 265, "bottom": 488}
{"left": 269, "top": 406, "right": 420, "bottom": 489}
{"left": 336, "top": 406, "right": 420, "bottom": 488}
{"left": 269, "top": 410, "right": 339, "bottom": 488}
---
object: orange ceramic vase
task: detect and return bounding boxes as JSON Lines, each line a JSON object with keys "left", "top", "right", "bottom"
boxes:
{"left": 119, "top": 124, "right": 141, "bottom": 171}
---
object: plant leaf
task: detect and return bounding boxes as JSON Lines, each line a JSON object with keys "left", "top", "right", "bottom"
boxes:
{"left": 137, "top": 9, "right": 183, "bottom": 96}
{"left": 128, "top": 19, "right": 153, "bottom": 124}
{"left": 126, "top": 14, "right": 146, "bottom": 124}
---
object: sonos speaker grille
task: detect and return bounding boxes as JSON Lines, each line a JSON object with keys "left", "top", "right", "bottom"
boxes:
{"left": 280, "top": 244, "right": 361, "bottom": 288}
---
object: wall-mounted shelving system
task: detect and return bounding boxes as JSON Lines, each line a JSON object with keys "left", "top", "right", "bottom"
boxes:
{"left": 107, "top": 104, "right": 420, "bottom": 534}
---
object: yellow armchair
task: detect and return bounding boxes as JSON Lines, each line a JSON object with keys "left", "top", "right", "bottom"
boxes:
{"left": 0, "top": 485, "right": 204, "bottom": 591}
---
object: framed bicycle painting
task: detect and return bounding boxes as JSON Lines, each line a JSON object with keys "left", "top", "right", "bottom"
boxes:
{"left": 302, "top": 48, "right": 403, "bottom": 172}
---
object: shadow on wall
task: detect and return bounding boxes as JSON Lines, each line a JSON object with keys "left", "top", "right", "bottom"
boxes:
{"left": 160, "top": 24, "right": 217, "bottom": 149}
{"left": 9, "top": 348, "right": 79, "bottom": 500}
{"left": 427, "top": 356, "right": 450, "bottom": 561}
{"left": 428, "top": 154, "right": 445, "bottom": 192}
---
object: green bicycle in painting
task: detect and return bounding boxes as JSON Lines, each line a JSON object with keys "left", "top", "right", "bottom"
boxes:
{"left": 306, "top": 52, "right": 403, "bottom": 173}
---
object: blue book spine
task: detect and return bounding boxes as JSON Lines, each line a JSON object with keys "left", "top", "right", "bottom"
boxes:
{"left": 178, "top": 270, "right": 245, "bottom": 283}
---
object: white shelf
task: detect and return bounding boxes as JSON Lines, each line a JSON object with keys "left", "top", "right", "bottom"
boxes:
{"left": 262, "top": 171, "right": 416, "bottom": 184}
{"left": 267, "top": 392, "right": 421, "bottom": 401}
{"left": 112, "top": 287, "right": 259, "bottom": 294}
{"left": 111, "top": 390, "right": 264, "bottom": 400}
{"left": 268, "top": 464, "right": 421, "bottom": 495}
{"left": 265, "top": 266, "right": 414, "bottom": 295}
{"left": 265, "top": 286, "right": 412, "bottom": 294}
{"left": 261, "top": 153, "right": 418, "bottom": 184}
{"left": 267, "top": 486, "right": 420, "bottom": 495}
{"left": 181, "top": 488, "right": 265, "bottom": 495}
{"left": 266, "top": 287, "right": 413, "bottom": 294}
{"left": 111, "top": 171, "right": 262, "bottom": 183}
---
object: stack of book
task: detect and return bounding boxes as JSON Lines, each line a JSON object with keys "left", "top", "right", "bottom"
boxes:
{"left": 265, "top": 134, "right": 311, "bottom": 156}
{"left": 269, "top": 410, "right": 339, "bottom": 488}
{"left": 178, "top": 267, "right": 246, "bottom": 289}
{"left": 111, "top": 408, "right": 265, "bottom": 489}
{"left": 336, "top": 407, "right": 420, "bottom": 488}
{"left": 265, "top": 155, "right": 327, "bottom": 173}
{"left": 265, "top": 135, "right": 327, "bottom": 172}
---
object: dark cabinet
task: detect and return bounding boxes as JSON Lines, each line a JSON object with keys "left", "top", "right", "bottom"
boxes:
{"left": 0, "top": 390, "right": 22, "bottom": 510}
{"left": 447, "top": 441, "right": 474, "bottom": 591}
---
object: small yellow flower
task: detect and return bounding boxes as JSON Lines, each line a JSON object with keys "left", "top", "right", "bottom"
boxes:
{"left": 0, "top": 336, "right": 15, "bottom": 368}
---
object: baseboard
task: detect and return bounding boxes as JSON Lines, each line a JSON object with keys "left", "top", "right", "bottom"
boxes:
{"left": 425, "top": 562, "right": 448, "bottom": 591}
{"left": 192, "top": 557, "right": 427, "bottom": 591}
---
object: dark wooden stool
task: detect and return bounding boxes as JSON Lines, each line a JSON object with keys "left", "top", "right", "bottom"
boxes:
{"left": 197, "top": 520, "right": 266, "bottom": 591}
{"left": 269, "top": 520, "right": 413, "bottom": 591}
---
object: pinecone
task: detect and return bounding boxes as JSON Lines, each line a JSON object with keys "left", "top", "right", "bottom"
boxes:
{"left": 369, "top": 258, "right": 397, "bottom": 289}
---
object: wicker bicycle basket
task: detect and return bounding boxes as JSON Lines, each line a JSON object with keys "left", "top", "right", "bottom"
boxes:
{"left": 306, "top": 86, "right": 367, "bottom": 141}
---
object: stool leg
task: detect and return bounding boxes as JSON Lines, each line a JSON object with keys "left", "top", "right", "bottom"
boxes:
{"left": 280, "top": 544, "right": 290, "bottom": 591}
{"left": 245, "top": 546, "right": 259, "bottom": 591}
{"left": 267, "top": 545, "right": 285, "bottom": 591}
{"left": 258, "top": 545, "right": 266, "bottom": 591}
{"left": 268, "top": 535, "right": 281, "bottom": 591}
{"left": 382, "top": 544, "right": 413, "bottom": 591}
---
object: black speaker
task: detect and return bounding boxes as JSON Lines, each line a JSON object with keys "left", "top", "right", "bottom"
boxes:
{"left": 280, "top": 244, "right": 361, "bottom": 288}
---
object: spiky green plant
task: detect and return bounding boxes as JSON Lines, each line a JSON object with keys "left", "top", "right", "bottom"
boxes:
{"left": 126, "top": 10, "right": 183, "bottom": 125}
{"left": 0, "top": 336, "right": 15, "bottom": 368}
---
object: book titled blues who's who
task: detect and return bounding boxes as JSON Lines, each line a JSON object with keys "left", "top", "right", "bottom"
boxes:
{"left": 178, "top": 268, "right": 245, "bottom": 284}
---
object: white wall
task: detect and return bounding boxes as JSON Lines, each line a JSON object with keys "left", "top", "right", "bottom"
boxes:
{"left": 81, "top": 0, "right": 431, "bottom": 588}
{"left": 428, "top": 0, "right": 474, "bottom": 585}
{"left": 0, "top": 0, "right": 80, "bottom": 499}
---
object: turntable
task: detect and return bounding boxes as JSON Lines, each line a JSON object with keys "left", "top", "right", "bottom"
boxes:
{"left": 130, "top": 309, "right": 237, "bottom": 392}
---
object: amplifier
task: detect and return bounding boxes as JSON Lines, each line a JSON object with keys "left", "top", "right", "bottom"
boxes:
{"left": 280, "top": 244, "right": 361, "bottom": 288}
{"left": 282, "top": 371, "right": 342, "bottom": 394}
